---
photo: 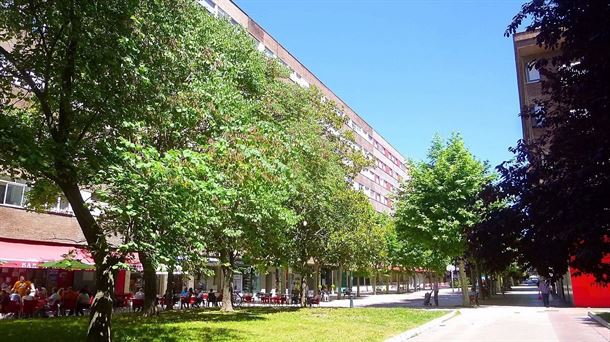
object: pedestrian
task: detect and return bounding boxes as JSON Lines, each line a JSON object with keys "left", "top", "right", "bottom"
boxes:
{"left": 433, "top": 281, "right": 439, "bottom": 306}
{"left": 538, "top": 279, "right": 551, "bottom": 308}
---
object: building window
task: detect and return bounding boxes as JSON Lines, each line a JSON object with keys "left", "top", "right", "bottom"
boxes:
{"left": 532, "top": 105, "right": 545, "bottom": 128}
{"left": 0, "top": 181, "right": 26, "bottom": 207}
{"left": 526, "top": 61, "right": 540, "bottom": 83}
{"left": 264, "top": 47, "right": 276, "bottom": 59}
{"left": 217, "top": 8, "right": 230, "bottom": 19}
{"left": 199, "top": 0, "right": 216, "bottom": 13}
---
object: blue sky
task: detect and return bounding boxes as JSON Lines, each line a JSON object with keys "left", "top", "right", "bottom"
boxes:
{"left": 235, "top": 0, "right": 525, "bottom": 168}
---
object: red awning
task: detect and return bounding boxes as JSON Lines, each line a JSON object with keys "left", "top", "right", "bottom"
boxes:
{"left": 0, "top": 238, "right": 143, "bottom": 271}
{"left": 0, "top": 239, "right": 93, "bottom": 269}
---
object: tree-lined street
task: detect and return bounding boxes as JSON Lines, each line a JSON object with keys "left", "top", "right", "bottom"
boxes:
{"left": 0, "top": 0, "right": 609, "bottom": 341}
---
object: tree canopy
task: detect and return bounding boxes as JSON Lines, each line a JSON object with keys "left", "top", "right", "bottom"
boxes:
{"left": 394, "top": 134, "right": 493, "bottom": 304}
{"left": 502, "top": 0, "right": 610, "bottom": 282}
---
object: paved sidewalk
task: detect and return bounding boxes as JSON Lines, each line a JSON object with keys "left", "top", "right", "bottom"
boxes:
{"left": 319, "top": 287, "right": 463, "bottom": 309}
{"left": 409, "top": 286, "right": 610, "bottom": 342}
{"left": 315, "top": 285, "right": 609, "bottom": 341}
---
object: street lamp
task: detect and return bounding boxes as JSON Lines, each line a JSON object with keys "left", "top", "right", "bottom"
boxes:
{"left": 446, "top": 265, "right": 456, "bottom": 292}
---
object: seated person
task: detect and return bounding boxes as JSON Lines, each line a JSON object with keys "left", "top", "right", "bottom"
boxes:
{"left": 22, "top": 290, "right": 35, "bottom": 302}
{"left": 322, "top": 288, "right": 330, "bottom": 302}
{"left": 0, "top": 289, "right": 10, "bottom": 312}
{"left": 48, "top": 288, "right": 63, "bottom": 306}
{"left": 207, "top": 289, "right": 217, "bottom": 307}
{"left": 1, "top": 277, "right": 11, "bottom": 292}
{"left": 76, "top": 289, "right": 91, "bottom": 316}
{"left": 36, "top": 287, "right": 48, "bottom": 299}
{"left": 63, "top": 287, "right": 79, "bottom": 302}
{"left": 195, "top": 289, "right": 204, "bottom": 306}
{"left": 11, "top": 275, "right": 32, "bottom": 298}
{"left": 134, "top": 288, "right": 145, "bottom": 300}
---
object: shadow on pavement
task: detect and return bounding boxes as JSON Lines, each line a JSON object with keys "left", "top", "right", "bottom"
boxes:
{"left": 478, "top": 285, "right": 568, "bottom": 308}
{"left": 362, "top": 292, "right": 464, "bottom": 309}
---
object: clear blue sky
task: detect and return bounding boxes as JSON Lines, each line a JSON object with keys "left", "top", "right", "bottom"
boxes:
{"left": 235, "top": 0, "right": 525, "bottom": 168}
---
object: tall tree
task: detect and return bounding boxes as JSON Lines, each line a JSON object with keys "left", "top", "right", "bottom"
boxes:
{"left": 503, "top": 0, "right": 610, "bottom": 282}
{"left": 0, "top": 1, "right": 148, "bottom": 339}
{"left": 0, "top": 0, "right": 284, "bottom": 338}
{"left": 279, "top": 90, "right": 369, "bottom": 305}
{"left": 466, "top": 184, "right": 522, "bottom": 277}
{"left": 394, "top": 134, "right": 493, "bottom": 305}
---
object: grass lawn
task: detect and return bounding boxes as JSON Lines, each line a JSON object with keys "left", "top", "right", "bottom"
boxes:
{"left": 0, "top": 307, "right": 446, "bottom": 342}
{"left": 598, "top": 312, "right": 610, "bottom": 323}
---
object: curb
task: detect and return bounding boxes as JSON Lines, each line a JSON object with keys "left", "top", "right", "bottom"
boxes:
{"left": 385, "top": 310, "right": 459, "bottom": 342}
{"left": 588, "top": 311, "right": 610, "bottom": 329}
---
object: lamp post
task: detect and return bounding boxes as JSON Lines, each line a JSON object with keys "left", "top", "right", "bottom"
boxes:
{"left": 446, "top": 265, "right": 456, "bottom": 292}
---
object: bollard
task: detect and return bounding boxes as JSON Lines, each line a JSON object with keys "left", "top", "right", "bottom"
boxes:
{"left": 349, "top": 294, "right": 354, "bottom": 308}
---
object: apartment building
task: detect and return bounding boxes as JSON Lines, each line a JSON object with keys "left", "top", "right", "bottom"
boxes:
{"left": 1, "top": 0, "right": 409, "bottom": 296}
{"left": 512, "top": 31, "right": 610, "bottom": 308}
{"left": 512, "top": 31, "right": 550, "bottom": 143}
{"left": 201, "top": 0, "right": 408, "bottom": 214}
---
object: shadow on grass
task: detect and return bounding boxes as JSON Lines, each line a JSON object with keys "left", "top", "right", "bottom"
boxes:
{"left": 0, "top": 306, "right": 304, "bottom": 342}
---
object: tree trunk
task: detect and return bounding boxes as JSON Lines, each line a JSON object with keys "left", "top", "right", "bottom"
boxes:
{"left": 87, "top": 254, "right": 115, "bottom": 342}
{"left": 275, "top": 267, "right": 280, "bottom": 294}
{"left": 485, "top": 273, "right": 490, "bottom": 297}
{"left": 458, "top": 259, "right": 469, "bottom": 306}
{"left": 372, "top": 272, "right": 377, "bottom": 295}
{"left": 356, "top": 276, "right": 361, "bottom": 297}
{"left": 300, "top": 276, "right": 308, "bottom": 307}
{"left": 336, "top": 266, "right": 342, "bottom": 299}
{"left": 139, "top": 251, "right": 158, "bottom": 316}
{"left": 60, "top": 181, "right": 115, "bottom": 342}
{"left": 219, "top": 253, "right": 234, "bottom": 312}
{"left": 314, "top": 265, "right": 319, "bottom": 295}
{"left": 165, "top": 266, "right": 175, "bottom": 311}
{"left": 385, "top": 273, "right": 390, "bottom": 294}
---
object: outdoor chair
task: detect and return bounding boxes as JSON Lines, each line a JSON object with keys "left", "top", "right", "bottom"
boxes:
{"left": 132, "top": 298, "right": 144, "bottom": 312}
{"left": 180, "top": 296, "right": 189, "bottom": 309}
{"left": 47, "top": 302, "right": 60, "bottom": 317}
{"left": 22, "top": 300, "right": 38, "bottom": 318}
{"left": 308, "top": 295, "right": 321, "bottom": 307}
{"left": 243, "top": 294, "right": 254, "bottom": 306}
{"left": 2, "top": 300, "right": 20, "bottom": 317}
{"left": 62, "top": 298, "right": 78, "bottom": 316}
{"left": 114, "top": 293, "right": 132, "bottom": 312}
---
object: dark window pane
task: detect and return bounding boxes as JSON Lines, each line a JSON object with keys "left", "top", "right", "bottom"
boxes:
{"left": 5, "top": 183, "right": 24, "bottom": 206}
{"left": 0, "top": 183, "right": 6, "bottom": 204}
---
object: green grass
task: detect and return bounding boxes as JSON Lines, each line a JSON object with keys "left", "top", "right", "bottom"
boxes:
{"left": 0, "top": 307, "right": 446, "bottom": 342}
{"left": 598, "top": 312, "right": 610, "bottom": 323}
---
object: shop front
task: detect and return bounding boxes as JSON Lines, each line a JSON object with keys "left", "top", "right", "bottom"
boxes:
{"left": 0, "top": 238, "right": 97, "bottom": 292}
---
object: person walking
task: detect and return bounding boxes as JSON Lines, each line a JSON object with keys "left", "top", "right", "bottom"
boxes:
{"left": 538, "top": 279, "right": 551, "bottom": 308}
